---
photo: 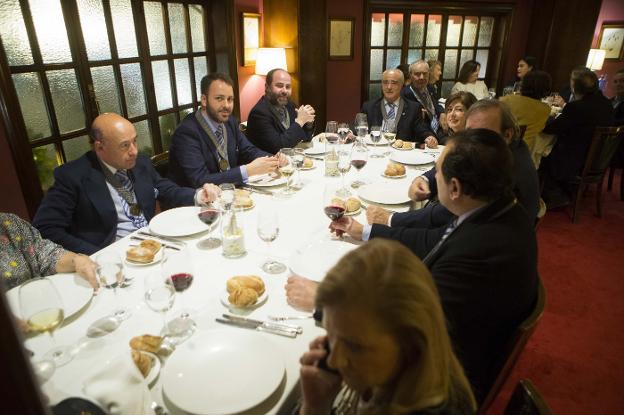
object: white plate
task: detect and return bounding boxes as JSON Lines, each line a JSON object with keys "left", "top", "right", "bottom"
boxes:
{"left": 304, "top": 145, "right": 327, "bottom": 155}
{"left": 247, "top": 174, "right": 287, "bottom": 187}
{"left": 391, "top": 143, "right": 416, "bottom": 151}
{"left": 390, "top": 151, "right": 435, "bottom": 165}
{"left": 289, "top": 237, "right": 362, "bottom": 282}
{"left": 220, "top": 290, "right": 268, "bottom": 311}
{"left": 149, "top": 206, "right": 210, "bottom": 238}
{"left": 7, "top": 273, "right": 93, "bottom": 319}
{"left": 381, "top": 172, "right": 407, "bottom": 179}
{"left": 358, "top": 182, "right": 411, "bottom": 205}
{"left": 140, "top": 351, "right": 160, "bottom": 387}
{"left": 365, "top": 135, "right": 389, "bottom": 146}
{"left": 162, "top": 330, "right": 285, "bottom": 415}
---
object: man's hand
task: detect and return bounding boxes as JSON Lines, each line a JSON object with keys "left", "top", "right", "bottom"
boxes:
{"left": 408, "top": 176, "right": 431, "bottom": 201}
{"left": 552, "top": 95, "right": 565, "bottom": 107}
{"left": 424, "top": 136, "right": 438, "bottom": 148}
{"left": 198, "top": 183, "right": 221, "bottom": 204}
{"left": 246, "top": 156, "right": 279, "bottom": 176}
{"left": 276, "top": 152, "right": 288, "bottom": 167}
{"left": 285, "top": 276, "right": 318, "bottom": 312}
{"left": 73, "top": 254, "right": 99, "bottom": 290}
{"left": 366, "top": 205, "right": 391, "bottom": 225}
{"left": 328, "top": 217, "right": 364, "bottom": 240}
{"left": 296, "top": 105, "right": 315, "bottom": 126}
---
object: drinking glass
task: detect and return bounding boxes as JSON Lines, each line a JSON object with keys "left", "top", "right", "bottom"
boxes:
{"left": 144, "top": 272, "right": 176, "bottom": 337}
{"left": 257, "top": 204, "right": 287, "bottom": 274}
{"left": 292, "top": 148, "right": 305, "bottom": 189}
{"left": 488, "top": 88, "right": 497, "bottom": 99}
{"left": 325, "top": 121, "right": 339, "bottom": 144}
{"left": 19, "top": 277, "right": 72, "bottom": 368}
{"left": 337, "top": 148, "right": 352, "bottom": 197}
{"left": 323, "top": 182, "right": 347, "bottom": 222}
{"left": 382, "top": 119, "right": 396, "bottom": 158}
{"left": 350, "top": 140, "right": 369, "bottom": 189}
{"left": 278, "top": 148, "right": 296, "bottom": 195}
{"left": 96, "top": 251, "right": 131, "bottom": 321}
{"left": 369, "top": 125, "right": 382, "bottom": 158}
{"left": 161, "top": 248, "right": 195, "bottom": 342}
{"left": 219, "top": 183, "right": 235, "bottom": 211}
{"left": 337, "top": 122, "right": 351, "bottom": 144}
{"left": 197, "top": 206, "right": 222, "bottom": 249}
{"left": 354, "top": 113, "right": 368, "bottom": 128}
{"left": 502, "top": 86, "right": 514, "bottom": 96}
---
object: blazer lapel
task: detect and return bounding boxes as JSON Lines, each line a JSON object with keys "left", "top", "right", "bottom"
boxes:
{"left": 83, "top": 154, "right": 117, "bottom": 226}
{"left": 131, "top": 160, "right": 156, "bottom": 221}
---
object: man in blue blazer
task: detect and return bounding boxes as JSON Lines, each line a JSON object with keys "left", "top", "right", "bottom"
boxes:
{"left": 33, "top": 113, "right": 220, "bottom": 255}
{"left": 169, "top": 73, "right": 279, "bottom": 187}
{"left": 246, "top": 68, "right": 315, "bottom": 154}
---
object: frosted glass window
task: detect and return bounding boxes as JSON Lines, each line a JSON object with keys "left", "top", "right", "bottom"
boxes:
{"left": 152, "top": 60, "right": 173, "bottom": 110}
{"left": 159, "top": 113, "right": 176, "bottom": 151}
{"left": 386, "top": 50, "right": 401, "bottom": 72}
{"left": 441, "top": 81, "right": 454, "bottom": 100}
{"left": 168, "top": 3, "right": 187, "bottom": 54}
{"left": 443, "top": 49, "right": 458, "bottom": 79}
{"left": 120, "top": 63, "right": 146, "bottom": 118}
{"left": 33, "top": 144, "right": 60, "bottom": 190}
{"left": 425, "top": 15, "right": 441, "bottom": 47}
{"left": 407, "top": 49, "right": 422, "bottom": 65}
{"left": 460, "top": 50, "right": 473, "bottom": 71}
{"left": 371, "top": 14, "right": 385, "bottom": 47}
{"left": 12, "top": 73, "right": 51, "bottom": 140}
{"left": 446, "top": 16, "right": 462, "bottom": 47}
{"left": 424, "top": 49, "right": 438, "bottom": 61}
{"left": 179, "top": 108, "right": 193, "bottom": 121}
{"left": 110, "top": 0, "right": 138, "bottom": 58}
{"left": 368, "top": 83, "right": 382, "bottom": 101}
{"left": 189, "top": 5, "right": 205, "bottom": 52}
{"left": 476, "top": 50, "right": 489, "bottom": 77}
{"left": 91, "top": 66, "right": 121, "bottom": 114}
{"left": 174, "top": 59, "right": 192, "bottom": 105}
{"left": 63, "top": 135, "right": 91, "bottom": 162}
{"left": 47, "top": 69, "right": 86, "bottom": 134}
{"left": 409, "top": 14, "right": 425, "bottom": 47}
{"left": 133, "top": 120, "right": 153, "bottom": 155}
{"left": 462, "top": 17, "right": 478, "bottom": 47}
{"left": 144, "top": 2, "right": 166, "bottom": 55}
{"left": 0, "top": 0, "right": 34, "bottom": 65}
{"left": 29, "top": 0, "right": 72, "bottom": 64}
{"left": 194, "top": 57, "right": 208, "bottom": 98}
{"left": 370, "top": 50, "right": 383, "bottom": 81}
{"left": 478, "top": 17, "right": 494, "bottom": 47}
{"left": 77, "top": 0, "right": 111, "bottom": 61}
{"left": 387, "top": 14, "right": 403, "bottom": 47}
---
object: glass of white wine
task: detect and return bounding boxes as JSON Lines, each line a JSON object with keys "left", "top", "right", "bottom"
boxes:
{"left": 19, "top": 277, "right": 72, "bottom": 368}
{"left": 278, "top": 148, "right": 296, "bottom": 195}
{"left": 382, "top": 119, "right": 396, "bottom": 158}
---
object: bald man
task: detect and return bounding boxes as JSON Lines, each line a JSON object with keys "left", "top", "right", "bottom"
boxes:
{"left": 33, "top": 113, "right": 220, "bottom": 254}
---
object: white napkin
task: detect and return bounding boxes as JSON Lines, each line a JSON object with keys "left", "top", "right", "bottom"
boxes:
{"left": 83, "top": 353, "right": 155, "bottom": 415}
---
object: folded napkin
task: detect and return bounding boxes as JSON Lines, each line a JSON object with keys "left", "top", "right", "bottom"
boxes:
{"left": 83, "top": 353, "right": 155, "bottom": 415}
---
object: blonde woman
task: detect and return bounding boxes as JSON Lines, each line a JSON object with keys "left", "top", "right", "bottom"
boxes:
{"left": 298, "top": 239, "right": 476, "bottom": 415}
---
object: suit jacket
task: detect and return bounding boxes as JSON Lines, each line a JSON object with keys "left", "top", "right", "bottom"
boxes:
{"left": 168, "top": 111, "right": 271, "bottom": 187}
{"left": 401, "top": 85, "right": 445, "bottom": 138}
{"left": 360, "top": 97, "right": 431, "bottom": 144}
{"left": 612, "top": 97, "right": 624, "bottom": 125}
{"left": 245, "top": 96, "right": 314, "bottom": 153}
{"left": 371, "top": 196, "right": 538, "bottom": 402}
{"left": 32, "top": 152, "right": 194, "bottom": 255}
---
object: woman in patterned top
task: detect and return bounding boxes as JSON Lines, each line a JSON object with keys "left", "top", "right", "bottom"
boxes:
{"left": 1, "top": 212, "right": 98, "bottom": 291}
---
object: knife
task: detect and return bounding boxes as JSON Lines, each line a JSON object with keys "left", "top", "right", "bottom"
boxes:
{"left": 305, "top": 155, "right": 325, "bottom": 161}
{"left": 222, "top": 314, "right": 303, "bottom": 334}
{"left": 137, "top": 231, "right": 185, "bottom": 245}
{"left": 130, "top": 236, "right": 181, "bottom": 251}
{"left": 215, "top": 318, "right": 297, "bottom": 338}
{"left": 239, "top": 185, "right": 274, "bottom": 196}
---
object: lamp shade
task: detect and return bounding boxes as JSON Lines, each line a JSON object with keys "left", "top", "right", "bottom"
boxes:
{"left": 255, "top": 48, "right": 288, "bottom": 75}
{"left": 586, "top": 49, "right": 606, "bottom": 71}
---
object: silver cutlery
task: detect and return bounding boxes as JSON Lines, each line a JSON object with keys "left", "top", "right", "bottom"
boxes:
{"left": 240, "top": 185, "right": 273, "bottom": 196}
{"left": 130, "top": 236, "right": 181, "bottom": 251}
{"left": 305, "top": 155, "right": 325, "bottom": 161}
{"left": 223, "top": 314, "right": 303, "bottom": 334}
{"left": 268, "top": 314, "right": 313, "bottom": 322}
{"left": 137, "top": 231, "right": 185, "bottom": 245}
{"left": 216, "top": 318, "right": 297, "bottom": 338}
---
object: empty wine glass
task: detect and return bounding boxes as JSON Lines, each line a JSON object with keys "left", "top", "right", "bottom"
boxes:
{"left": 337, "top": 148, "right": 352, "bottom": 197}
{"left": 96, "top": 251, "right": 131, "bottom": 322}
{"left": 219, "top": 183, "right": 235, "bottom": 211}
{"left": 337, "top": 122, "right": 351, "bottom": 144}
{"left": 279, "top": 148, "right": 296, "bottom": 195}
{"left": 144, "top": 271, "right": 176, "bottom": 337}
{"left": 19, "top": 277, "right": 72, "bottom": 368}
{"left": 354, "top": 114, "right": 368, "bottom": 143}
{"left": 292, "top": 148, "right": 305, "bottom": 189}
{"left": 369, "top": 125, "right": 382, "bottom": 158}
{"left": 161, "top": 249, "right": 195, "bottom": 342}
{"left": 197, "top": 206, "right": 222, "bottom": 249}
{"left": 350, "top": 140, "right": 369, "bottom": 189}
{"left": 257, "top": 204, "right": 286, "bottom": 274}
{"left": 488, "top": 88, "right": 497, "bottom": 99}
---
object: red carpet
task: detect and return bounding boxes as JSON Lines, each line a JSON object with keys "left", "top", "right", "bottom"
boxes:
{"left": 488, "top": 174, "right": 624, "bottom": 414}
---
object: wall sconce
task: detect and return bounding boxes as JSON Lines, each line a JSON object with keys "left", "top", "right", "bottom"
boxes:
{"left": 585, "top": 49, "right": 606, "bottom": 71}
{"left": 255, "top": 47, "right": 288, "bottom": 75}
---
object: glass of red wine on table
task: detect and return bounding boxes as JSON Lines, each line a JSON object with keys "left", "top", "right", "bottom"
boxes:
{"left": 161, "top": 248, "right": 196, "bottom": 343}
{"left": 350, "top": 138, "right": 369, "bottom": 189}
{"left": 197, "top": 206, "right": 222, "bottom": 249}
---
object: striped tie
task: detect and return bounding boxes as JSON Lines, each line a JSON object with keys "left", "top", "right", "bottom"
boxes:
{"left": 215, "top": 123, "right": 225, "bottom": 149}
{"left": 423, "top": 219, "right": 457, "bottom": 264}
{"left": 115, "top": 170, "right": 133, "bottom": 192}
{"left": 387, "top": 103, "right": 396, "bottom": 119}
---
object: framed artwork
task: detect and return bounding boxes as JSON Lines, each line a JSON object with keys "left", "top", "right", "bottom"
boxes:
{"left": 329, "top": 18, "right": 354, "bottom": 60}
{"left": 598, "top": 22, "right": 624, "bottom": 60}
{"left": 241, "top": 13, "right": 261, "bottom": 66}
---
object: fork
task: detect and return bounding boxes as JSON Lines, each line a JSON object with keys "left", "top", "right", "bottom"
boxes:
{"left": 268, "top": 314, "right": 313, "bottom": 322}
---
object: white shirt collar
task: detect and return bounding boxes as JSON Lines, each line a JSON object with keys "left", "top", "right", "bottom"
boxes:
{"left": 100, "top": 159, "right": 118, "bottom": 175}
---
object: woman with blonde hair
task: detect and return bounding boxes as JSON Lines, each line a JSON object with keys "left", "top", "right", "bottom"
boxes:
{"left": 298, "top": 239, "right": 476, "bottom": 415}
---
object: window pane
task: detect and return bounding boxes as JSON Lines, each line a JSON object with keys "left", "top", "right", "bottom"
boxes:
{"left": 368, "top": 83, "right": 381, "bottom": 101}
{"left": 369, "top": 49, "right": 383, "bottom": 81}
{"left": 77, "top": 0, "right": 111, "bottom": 61}
{"left": 371, "top": 13, "right": 385, "bottom": 47}
{"left": 180, "top": 108, "right": 193, "bottom": 120}
{"left": 460, "top": 49, "right": 473, "bottom": 70}
{"left": 446, "top": 16, "right": 462, "bottom": 47}
{"left": 478, "top": 17, "right": 494, "bottom": 47}
{"left": 463, "top": 16, "right": 478, "bottom": 47}
{"left": 134, "top": 120, "right": 153, "bottom": 155}
{"left": 12, "top": 73, "right": 51, "bottom": 140}
{"left": 443, "top": 49, "right": 458, "bottom": 79}
{"left": 33, "top": 144, "right": 59, "bottom": 190}
{"left": 441, "top": 81, "right": 454, "bottom": 100}
{"left": 424, "top": 49, "right": 438, "bottom": 61}
{"left": 189, "top": 4, "right": 205, "bottom": 52}
{"left": 62, "top": 135, "right": 90, "bottom": 162}
{"left": 144, "top": 1, "right": 166, "bottom": 55}
{"left": 387, "top": 14, "right": 403, "bottom": 47}
{"left": 407, "top": 49, "right": 421, "bottom": 64}
{"left": 408, "top": 14, "right": 424, "bottom": 47}
{"left": 0, "top": 0, "right": 34, "bottom": 65}
{"left": 174, "top": 59, "right": 192, "bottom": 105}
{"left": 47, "top": 69, "right": 86, "bottom": 134}
{"left": 386, "top": 49, "right": 401, "bottom": 72}
{"left": 425, "top": 15, "right": 441, "bottom": 47}
{"left": 29, "top": 0, "right": 72, "bottom": 63}
{"left": 194, "top": 56, "right": 207, "bottom": 98}
{"left": 168, "top": 3, "right": 187, "bottom": 54}
{"left": 159, "top": 113, "right": 176, "bottom": 151}
{"left": 110, "top": 0, "right": 138, "bottom": 58}
{"left": 120, "top": 63, "right": 146, "bottom": 118}
{"left": 91, "top": 66, "right": 121, "bottom": 114}
{"left": 152, "top": 60, "right": 173, "bottom": 110}
{"left": 476, "top": 50, "right": 489, "bottom": 77}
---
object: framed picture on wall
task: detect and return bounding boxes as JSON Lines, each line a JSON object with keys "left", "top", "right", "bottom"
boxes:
{"left": 598, "top": 22, "right": 624, "bottom": 60}
{"left": 329, "top": 18, "right": 354, "bottom": 60}
{"left": 241, "top": 12, "right": 261, "bottom": 66}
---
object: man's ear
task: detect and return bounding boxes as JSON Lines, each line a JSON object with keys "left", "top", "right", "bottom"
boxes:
{"left": 200, "top": 94, "right": 207, "bottom": 108}
{"left": 503, "top": 128, "right": 514, "bottom": 144}
{"left": 449, "top": 177, "right": 462, "bottom": 201}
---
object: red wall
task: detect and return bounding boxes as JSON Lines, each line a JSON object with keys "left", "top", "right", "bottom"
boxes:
{"left": 592, "top": 0, "right": 624, "bottom": 98}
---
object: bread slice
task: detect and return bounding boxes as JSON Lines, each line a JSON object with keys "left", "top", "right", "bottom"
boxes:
{"left": 126, "top": 246, "right": 155, "bottom": 263}
{"left": 129, "top": 334, "right": 162, "bottom": 354}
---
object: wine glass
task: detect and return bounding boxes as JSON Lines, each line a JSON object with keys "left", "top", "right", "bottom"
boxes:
{"left": 144, "top": 271, "right": 176, "bottom": 337}
{"left": 292, "top": 148, "right": 305, "bottom": 189}
{"left": 354, "top": 113, "right": 368, "bottom": 128}
{"left": 337, "top": 122, "right": 350, "bottom": 145}
{"left": 219, "top": 183, "right": 235, "bottom": 211}
{"left": 278, "top": 148, "right": 296, "bottom": 195}
{"left": 19, "top": 277, "right": 72, "bottom": 368}
{"left": 197, "top": 206, "right": 222, "bottom": 249}
{"left": 369, "top": 125, "right": 382, "bottom": 158}
{"left": 354, "top": 114, "right": 368, "bottom": 143}
{"left": 257, "top": 203, "right": 286, "bottom": 274}
{"left": 161, "top": 249, "right": 196, "bottom": 342}
{"left": 350, "top": 140, "right": 369, "bottom": 189}
{"left": 325, "top": 121, "right": 338, "bottom": 144}
{"left": 323, "top": 183, "right": 347, "bottom": 222}
{"left": 382, "top": 119, "right": 396, "bottom": 158}
{"left": 337, "top": 148, "right": 352, "bottom": 197}
{"left": 96, "top": 251, "right": 131, "bottom": 322}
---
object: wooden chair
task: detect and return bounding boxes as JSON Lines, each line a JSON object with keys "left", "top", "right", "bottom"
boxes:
{"left": 606, "top": 138, "right": 624, "bottom": 201}
{"left": 569, "top": 125, "right": 624, "bottom": 223}
{"left": 478, "top": 279, "right": 546, "bottom": 414}
{"left": 502, "top": 379, "right": 552, "bottom": 415}
{"left": 150, "top": 151, "right": 169, "bottom": 178}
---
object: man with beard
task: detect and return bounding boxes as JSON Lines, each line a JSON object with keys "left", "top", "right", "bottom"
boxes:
{"left": 246, "top": 68, "right": 315, "bottom": 153}
{"left": 169, "top": 73, "right": 280, "bottom": 186}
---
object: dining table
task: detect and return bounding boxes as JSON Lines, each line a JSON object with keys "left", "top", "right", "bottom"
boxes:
{"left": 18, "top": 138, "right": 440, "bottom": 415}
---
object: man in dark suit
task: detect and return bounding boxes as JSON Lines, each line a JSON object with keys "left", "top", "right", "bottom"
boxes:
{"left": 612, "top": 68, "right": 624, "bottom": 124}
{"left": 360, "top": 68, "right": 430, "bottom": 145}
{"left": 245, "top": 68, "right": 315, "bottom": 154}
{"left": 169, "top": 73, "right": 279, "bottom": 187}
{"left": 33, "top": 113, "right": 220, "bottom": 255}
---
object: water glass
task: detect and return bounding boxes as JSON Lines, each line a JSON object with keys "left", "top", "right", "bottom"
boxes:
{"left": 96, "top": 251, "right": 131, "bottom": 321}
{"left": 257, "top": 204, "right": 286, "bottom": 274}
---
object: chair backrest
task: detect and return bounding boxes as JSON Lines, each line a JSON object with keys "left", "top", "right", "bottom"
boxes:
{"left": 478, "top": 278, "right": 546, "bottom": 414}
{"left": 239, "top": 121, "right": 248, "bottom": 133}
{"left": 518, "top": 125, "right": 528, "bottom": 140}
{"left": 578, "top": 125, "right": 624, "bottom": 183}
{"left": 151, "top": 151, "right": 169, "bottom": 178}
{"left": 503, "top": 379, "right": 553, "bottom": 415}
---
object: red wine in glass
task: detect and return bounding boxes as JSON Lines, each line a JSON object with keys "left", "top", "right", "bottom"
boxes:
{"left": 197, "top": 209, "right": 219, "bottom": 225}
{"left": 351, "top": 159, "right": 367, "bottom": 170}
{"left": 324, "top": 205, "right": 346, "bottom": 220}
{"left": 169, "top": 273, "right": 194, "bottom": 292}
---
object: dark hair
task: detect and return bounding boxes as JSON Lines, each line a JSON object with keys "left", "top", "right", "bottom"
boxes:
{"left": 265, "top": 68, "right": 288, "bottom": 87}
{"left": 520, "top": 70, "right": 551, "bottom": 99}
{"left": 88, "top": 127, "right": 103, "bottom": 144}
{"left": 457, "top": 60, "right": 480, "bottom": 83}
{"left": 441, "top": 129, "right": 513, "bottom": 201}
{"left": 520, "top": 56, "right": 537, "bottom": 70}
{"left": 200, "top": 72, "right": 233, "bottom": 96}
{"left": 445, "top": 91, "right": 478, "bottom": 112}
{"left": 396, "top": 64, "right": 410, "bottom": 82}
{"left": 572, "top": 69, "right": 598, "bottom": 96}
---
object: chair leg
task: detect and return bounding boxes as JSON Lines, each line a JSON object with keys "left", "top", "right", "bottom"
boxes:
{"left": 607, "top": 167, "right": 615, "bottom": 191}
{"left": 573, "top": 183, "right": 587, "bottom": 223}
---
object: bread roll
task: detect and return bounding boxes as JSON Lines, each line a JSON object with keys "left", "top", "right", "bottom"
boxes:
{"left": 331, "top": 197, "right": 346, "bottom": 209}
{"left": 385, "top": 162, "right": 405, "bottom": 176}
{"left": 346, "top": 197, "right": 361, "bottom": 212}
{"left": 129, "top": 334, "right": 163, "bottom": 354}
{"left": 131, "top": 350, "right": 153, "bottom": 378}
{"left": 393, "top": 139, "right": 404, "bottom": 149}
{"left": 126, "top": 247, "right": 155, "bottom": 264}
{"left": 139, "top": 239, "right": 162, "bottom": 254}
{"left": 228, "top": 287, "right": 258, "bottom": 306}
{"left": 226, "top": 275, "right": 265, "bottom": 296}
{"left": 303, "top": 157, "right": 313, "bottom": 168}
{"left": 402, "top": 141, "right": 413, "bottom": 149}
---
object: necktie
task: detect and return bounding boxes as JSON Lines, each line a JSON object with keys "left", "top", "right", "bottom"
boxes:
{"left": 114, "top": 170, "right": 133, "bottom": 193}
{"left": 387, "top": 103, "right": 396, "bottom": 119}
{"left": 215, "top": 123, "right": 225, "bottom": 149}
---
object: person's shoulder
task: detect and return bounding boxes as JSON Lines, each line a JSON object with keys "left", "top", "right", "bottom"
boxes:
{"left": 176, "top": 111, "right": 200, "bottom": 131}
{"left": 57, "top": 151, "right": 94, "bottom": 174}
{"left": 249, "top": 95, "right": 269, "bottom": 115}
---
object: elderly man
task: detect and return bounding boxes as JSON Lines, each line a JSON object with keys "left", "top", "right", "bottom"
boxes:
{"left": 246, "top": 68, "right": 315, "bottom": 153}
{"left": 427, "top": 59, "right": 443, "bottom": 102}
{"left": 360, "top": 69, "right": 430, "bottom": 144}
{"left": 169, "top": 73, "right": 280, "bottom": 187}
{"left": 33, "top": 113, "right": 220, "bottom": 255}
